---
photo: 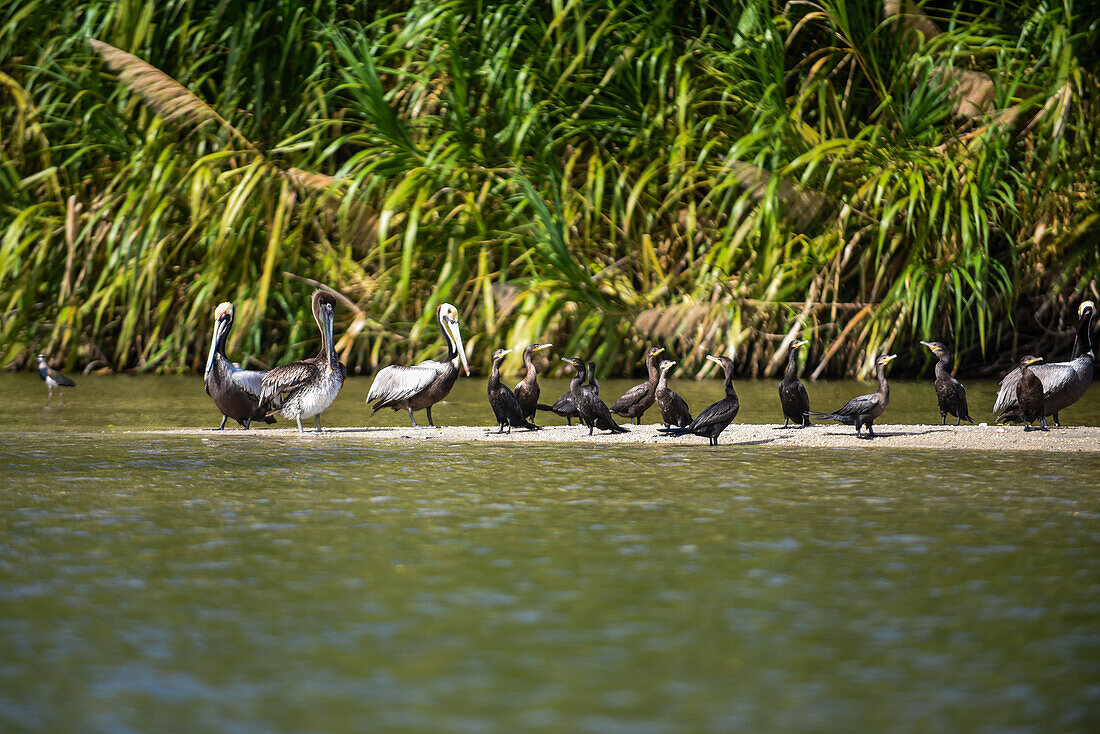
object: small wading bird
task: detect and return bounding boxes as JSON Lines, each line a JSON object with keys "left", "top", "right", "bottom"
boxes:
{"left": 37, "top": 354, "right": 75, "bottom": 404}
{"left": 204, "top": 302, "right": 275, "bottom": 429}
{"left": 919, "top": 340, "right": 971, "bottom": 425}
{"left": 366, "top": 303, "right": 470, "bottom": 427}
{"left": 487, "top": 349, "right": 539, "bottom": 433}
{"left": 610, "top": 346, "right": 664, "bottom": 424}
{"left": 655, "top": 359, "right": 692, "bottom": 428}
{"left": 537, "top": 359, "right": 598, "bottom": 425}
{"left": 994, "top": 301, "right": 1095, "bottom": 426}
{"left": 562, "top": 357, "right": 628, "bottom": 434}
{"left": 1015, "top": 355, "right": 1048, "bottom": 431}
{"left": 658, "top": 355, "right": 739, "bottom": 445}
{"left": 809, "top": 354, "right": 897, "bottom": 439}
{"left": 513, "top": 343, "right": 552, "bottom": 425}
{"left": 259, "top": 290, "right": 346, "bottom": 433}
{"left": 778, "top": 339, "right": 811, "bottom": 428}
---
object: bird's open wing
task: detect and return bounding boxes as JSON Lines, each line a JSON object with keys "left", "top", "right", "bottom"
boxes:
{"left": 260, "top": 361, "right": 318, "bottom": 403}
{"left": 832, "top": 392, "right": 879, "bottom": 417}
{"left": 610, "top": 382, "right": 647, "bottom": 412}
{"left": 994, "top": 362, "right": 1078, "bottom": 412}
{"left": 366, "top": 362, "right": 442, "bottom": 408}
{"left": 229, "top": 368, "right": 266, "bottom": 400}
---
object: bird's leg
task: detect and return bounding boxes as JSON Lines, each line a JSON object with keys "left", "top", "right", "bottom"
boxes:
{"left": 497, "top": 423, "right": 505, "bottom": 434}
{"left": 426, "top": 406, "right": 435, "bottom": 427}
{"left": 866, "top": 423, "right": 875, "bottom": 439}
{"left": 941, "top": 414, "right": 946, "bottom": 425}
{"left": 407, "top": 407, "right": 418, "bottom": 427}
{"left": 956, "top": 416, "right": 961, "bottom": 426}
{"left": 216, "top": 415, "right": 227, "bottom": 430}
{"left": 1052, "top": 412, "right": 1061, "bottom": 427}
{"left": 1040, "top": 416, "right": 1049, "bottom": 431}
{"left": 315, "top": 415, "right": 323, "bottom": 433}
{"left": 59, "top": 390, "right": 65, "bottom": 403}
{"left": 507, "top": 423, "right": 512, "bottom": 434}
{"left": 45, "top": 386, "right": 52, "bottom": 405}
{"left": 588, "top": 424, "right": 594, "bottom": 436}
{"left": 783, "top": 417, "right": 790, "bottom": 429}
{"left": 566, "top": 417, "right": 572, "bottom": 426}
{"left": 244, "top": 418, "right": 252, "bottom": 430}
{"left": 296, "top": 416, "right": 304, "bottom": 433}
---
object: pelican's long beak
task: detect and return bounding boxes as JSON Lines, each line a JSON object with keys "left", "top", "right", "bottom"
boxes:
{"left": 205, "top": 307, "right": 232, "bottom": 377}
{"left": 446, "top": 319, "right": 470, "bottom": 376}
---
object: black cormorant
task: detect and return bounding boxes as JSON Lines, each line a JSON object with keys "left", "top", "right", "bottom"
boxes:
{"left": 366, "top": 303, "right": 470, "bottom": 426}
{"left": 778, "top": 339, "right": 811, "bottom": 428}
{"left": 488, "top": 348, "right": 539, "bottom": 432}
{"left": 514, "top": 343, "right": 552, "bottom": 424}
{"left": 994, "top": 301, "right": 1095, "bottom": 425}
{"left": 655, "top": 359, "right": 692, "bottom": 428}
{"left": 809, "top": 353, "right": 897, "bottom": 439}
{"left": 203, "top": 302, "right": 275, "bottom": 429}
{"left": 259, "top": 290, "right": 346, "bottom": 433}
{"left": 919, "top": 340, "right": 971, "bottom": 425}
{"left": 1015, "top": 355, "right": 1047, "bottom": 431}
{"left": 562, "top": 357, "right": 628, "bottom": 434}
{"left": 610, "top": 347, "right": 664, "bottom": 424}
{"left": 658, "top": 355, "right": 739, "bottom": 446}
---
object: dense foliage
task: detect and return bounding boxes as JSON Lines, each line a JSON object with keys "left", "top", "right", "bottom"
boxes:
{"left": 2, "top": 0, "right": 1098, "bottom": 378}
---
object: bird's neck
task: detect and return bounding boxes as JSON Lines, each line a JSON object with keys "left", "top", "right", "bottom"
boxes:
{"left": 877, "top": 364, "right": 890, "bottom": 396}
{"left": 724, "top": 370, "right": 737, "bottom": 399}
{"left": 1073, "top": 313, "right": 1095, "bottom": 359}
{"left": 933, "top": 357, "right": 951, "bottom": 380}
{"left": 646, "top": 356, "right": 660, "bottom": 384}
{"left": 488, "top": 360, "right": 502, "bottom": 389}
{"left": 657, "top": 371, "right": 669, "bottom": 392}
{"left": 570, "top": 368, "right": 586, "bottom": 395}
{"left": 522, "top": 353, "right": 538, "bottom": 382}
{"left": 783, "top": 349, "right": 799, "bottom": 381}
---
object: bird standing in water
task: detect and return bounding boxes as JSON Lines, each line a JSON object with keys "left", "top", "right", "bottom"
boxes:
{"left": 259, "top": 290, "right": 346, "bottom": 433}
{"left": 809, "top": 354, "right": 897, "bottom": 439}
{"left": 919, "top": 341, "right": 971, "bottom": 425}
{"left": 37, "top": 354, "right": 75, "bottom": 404}
{"left": 658, "top": 355, "right": 740, "bottom": 446}
{"left": 610, "top": 347, "right": 664, "bottom": 424}
{"left": 1015, "top": 355, "right": 1047, "bottom": 431}
{"left": 778, "top": 339, "right": 811, "bottom": 428}
{"left": 204, "top": 302, "right": 275, "bottom": 429}
{"left": 513, "top": 343, "right": 552, "bottom": 425}
{"left": 655, "top": 359, "right": 692, "bottom": 428}
{"left": 487, "top": 348, "right": 539, "bottom": 433}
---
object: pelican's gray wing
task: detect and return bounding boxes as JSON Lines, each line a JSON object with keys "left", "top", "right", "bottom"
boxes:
{"left": 260, "top": 361, "right": 319, "bottom": 403}
{"left": 229, "top": 368, "right": 266, "bottom": 400}
{"left": 366, "top": 361, "right": 443, "bottom": 409}
{"left": 993, "top": 362, "right": 1078, "bottom": 413}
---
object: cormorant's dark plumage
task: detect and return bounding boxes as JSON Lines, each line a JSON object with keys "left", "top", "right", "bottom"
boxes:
{"left": 203, "top": 302, "right": 275, "bottom": 429}
{"left": 658, "top": 355, "right": 739, "bottom": 446}
{"left": 562, "top": 357, "right": 628, "bottom": 434}
{"left": 778, "top": 339, "right": 810, "bottom": 428}
{"left": 1015, "top": 355, "right": 1048, "bottom": 431}
{"left": 536, "top": 359, "right": 598, "bottom": 425}
{"left": 809, "top": 354, "right": 896, "bottom": 439}
{"left": 488, "top": 348, "right": 539, "bottom": 433}
{"left": 655, "top": 359, "right": 692, "bottom": 428}
{"left": 920, "top": 340, "right": 971, "bottom": 425}
{"left": 513, "top": 343, "right": 552, "bottom": 424}
{"left": 610, "top": 347, "right": 664, "bottom": 424}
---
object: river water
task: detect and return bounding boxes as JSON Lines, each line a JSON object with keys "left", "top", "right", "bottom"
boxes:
{"left": 1, "top": 374, "right": 1098, "bottom": 732}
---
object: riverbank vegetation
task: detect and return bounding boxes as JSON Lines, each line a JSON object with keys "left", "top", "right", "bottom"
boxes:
{"left": 2, "top": 0, "right": 1097, "bottom": 378}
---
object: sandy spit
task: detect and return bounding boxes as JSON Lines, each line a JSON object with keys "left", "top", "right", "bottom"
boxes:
{"left": 136, "top": 423, "right": 1100, "bottom": 452}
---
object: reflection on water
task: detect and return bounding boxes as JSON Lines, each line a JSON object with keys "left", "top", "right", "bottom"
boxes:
{"left": 1, "top": 375, "right": 1099, "bottom": 732}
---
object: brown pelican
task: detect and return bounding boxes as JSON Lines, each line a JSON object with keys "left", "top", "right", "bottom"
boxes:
{"left": 919, "top": 341, "right": 971, "bottom": 425}
{"left": 809, "top": 354, "right": 897, "bottom": 438}
{"left": 610, "top": 347, "right": 664, "bottom": 424}
{"left": 488, "top": 348, "right": 539, "bottom": 432}
{"left": 562, "top": 357, "right": 628, "bottom": 434}
{"left": 514, "top": 343, "right": 552, "bottom": 424}
{"left": 259, "top": 290, "right": 346, "bottom": 433}
{"left": 778, "top": 339, "right": 811, "bottom": 428}
{"left": 658, "top": 355, "right": 739, "bottom": 445}
{"left": 204, "top": 302, "right": 275, "bottom": 429}
{"left": 994, "top": 301, "right": 1095, "bottom": 425}
{"left": 365, "top": 303, "right": 470, "bottom": 427}
{"left": 1015, "top": 356, "right": 1047, "bottom": 430}
{"left": 655, "top": 359, "right": 692, "bottom": 428}
{"left": 37, "top": 354, "right": 75, "bottom": 404}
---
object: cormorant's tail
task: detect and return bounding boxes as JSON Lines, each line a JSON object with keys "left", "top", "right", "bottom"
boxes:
{"left": 657, "top": 426, "right": 689, "bottom": 437}
{"left": 536, "top": 403, "right": 556, "bottom": 412}
{"left": 807, "top": 411, "right": 854, "bottom": 425}
{"left": 608, "top": 422, "right": 629, "bottom": 433}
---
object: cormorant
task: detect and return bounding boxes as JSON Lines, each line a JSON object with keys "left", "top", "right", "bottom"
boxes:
{"left": 919, "top": 340, "right": 971, "bottom": 425}
{"left": 610, "top": 347, "right": 664, "bottom": 424}
{"left": 994, "top": 301, "right": 1095, "bottom": 425}
{"left": 562, "top": 357, "right": 628, "bottom": 434}
{"left": 778, "top": 339, "right": 811, "bottom": 428}
{"left": 1015, "top": 355, "right": 1047, "bottom": 431}
{"left": 259, "top": 290, "right": 346, "bottom": 433}
{"left": 513, "top": 343, "right": 552, "bottom": 424}
{"left": 488, "top": 348, "right": 539, "bottom": 433}
{"left": 809, "top": 353, "right": 897, "bottom": 439}
{"left": 536, "top": 359, "right": 597, "bottom": 425}
{"left": 37, "top": 354, "right": 75, "bottom": 404}
{"left": 655, "top": 359, "right": 692, "bottom": 428}
{"left": 587, "top": 361, "right": 599, "bottom": 394}
{"left": 366, "top": 303, "right": 470, "bottom": 426}
{"left": 203, "top": 302, "right": 275, "bottom": 429}
{"left": 658, "top": 355, "right": 739, "bottom": 446}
